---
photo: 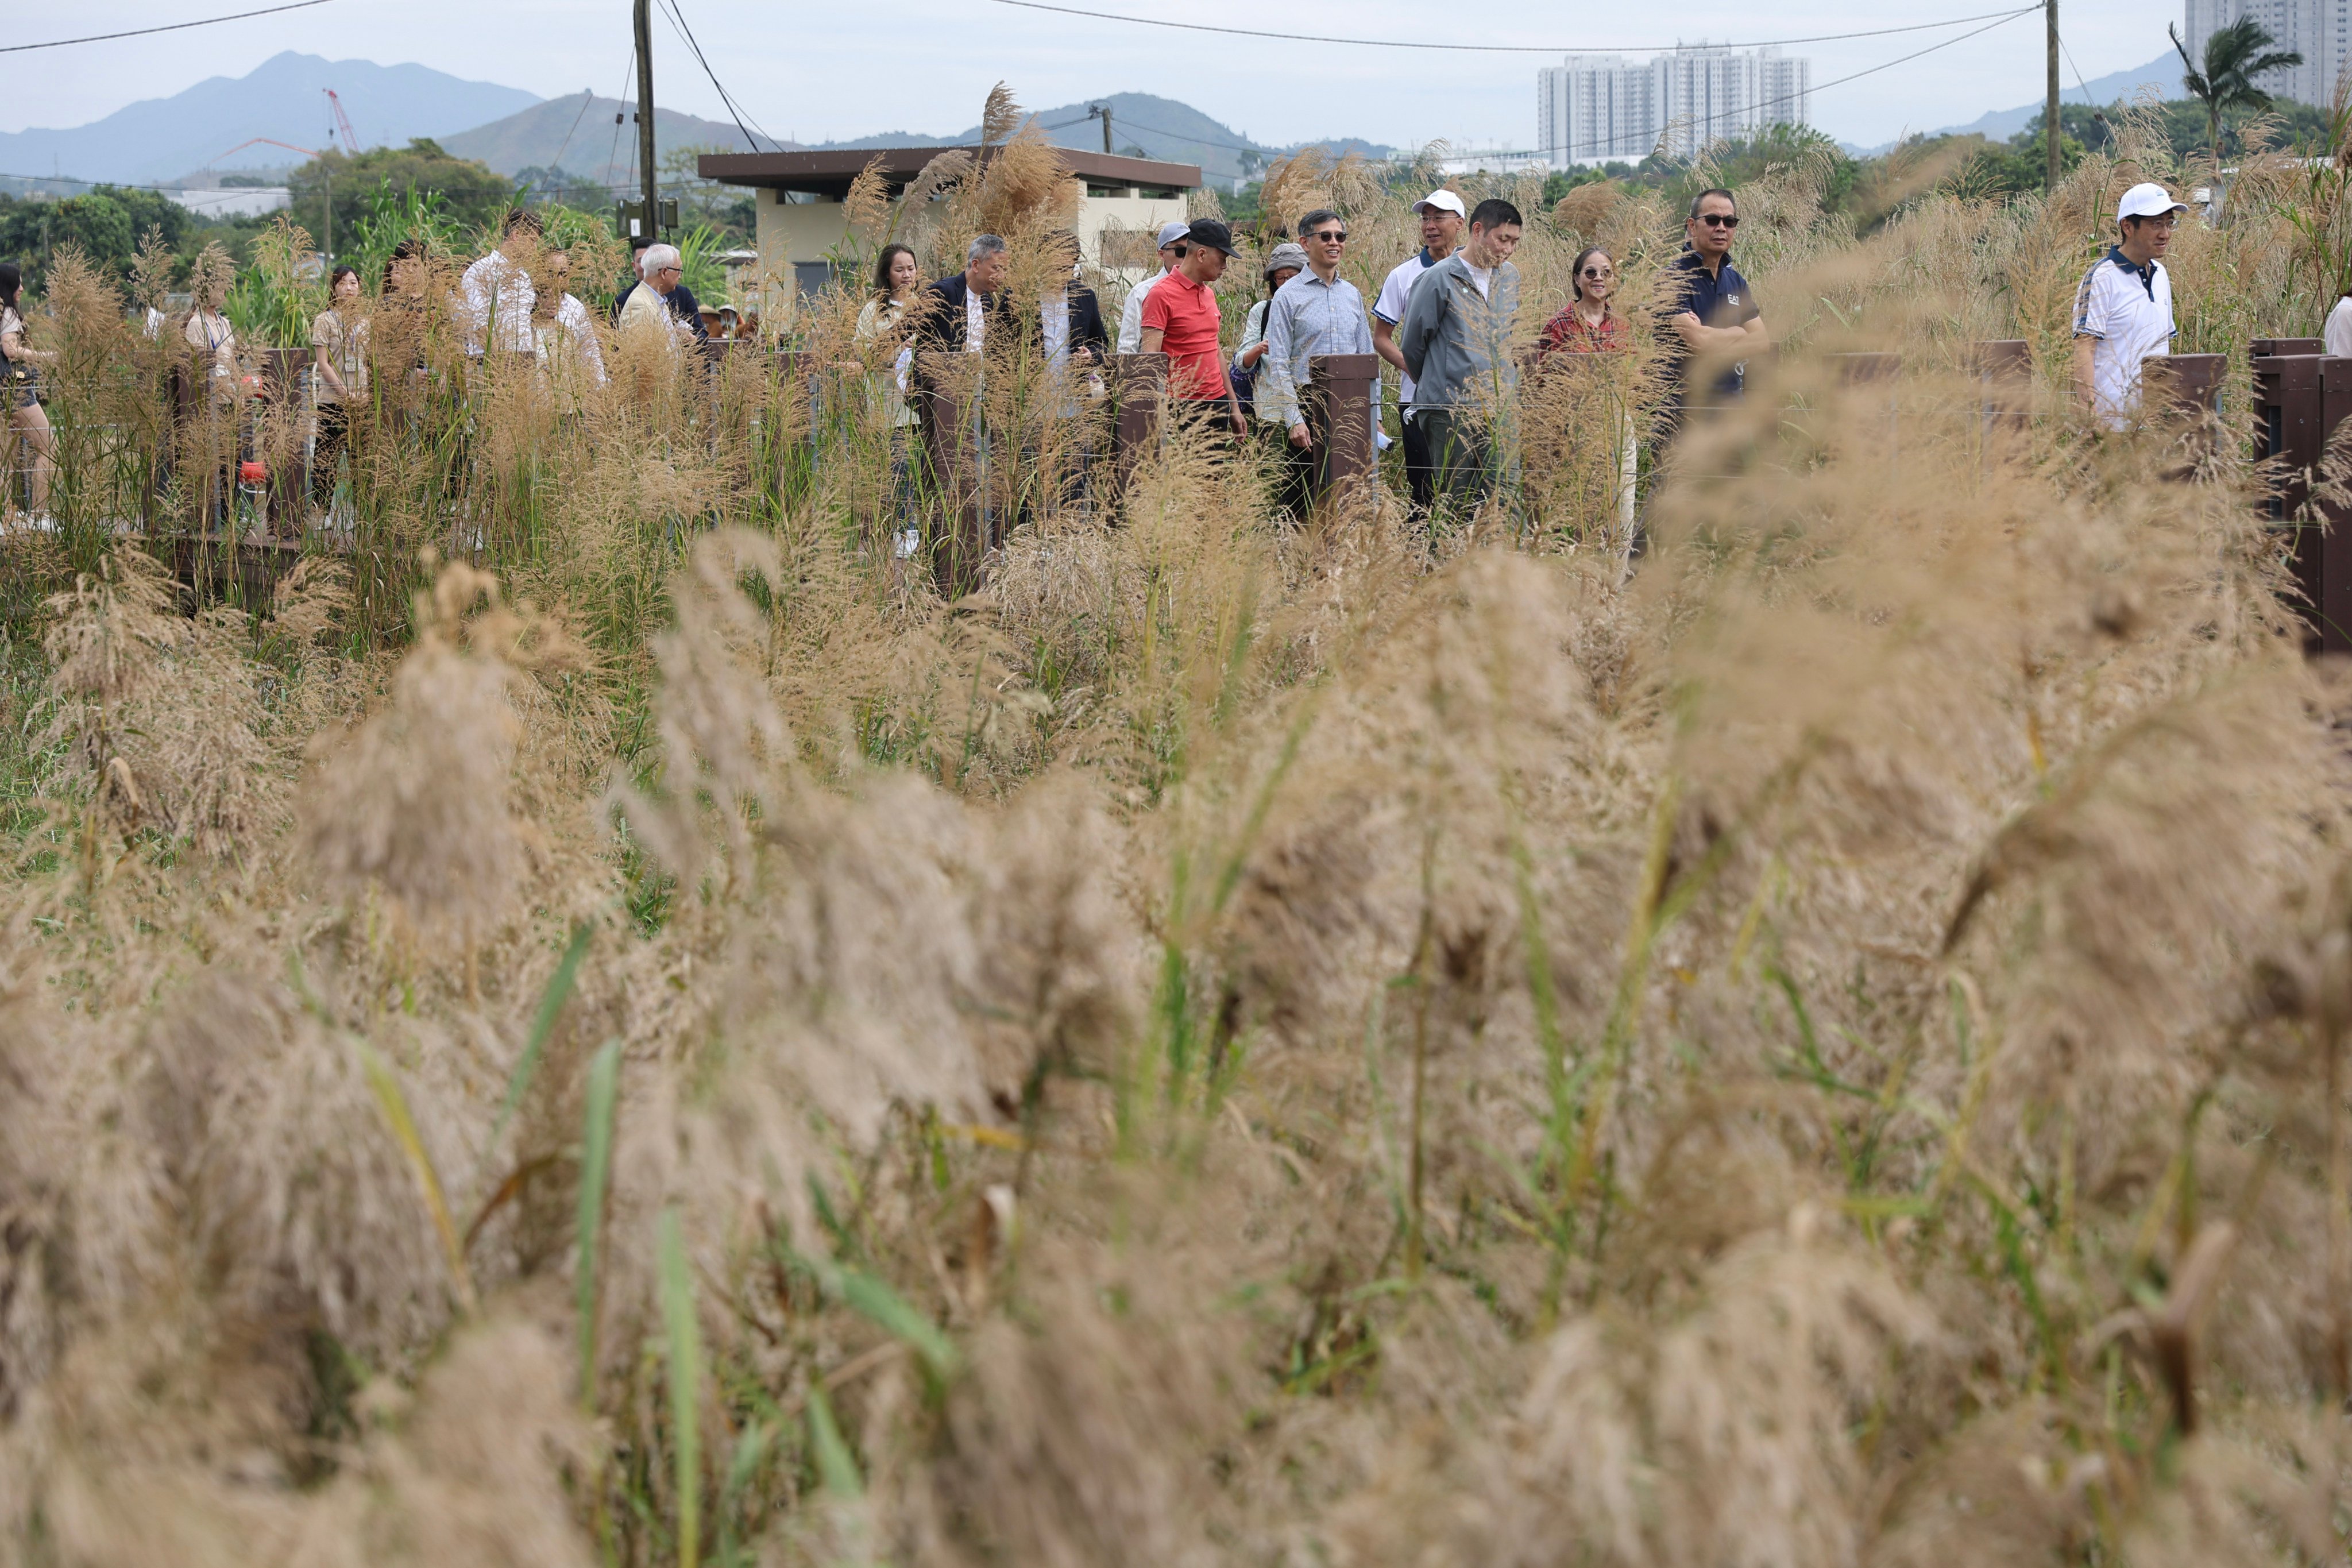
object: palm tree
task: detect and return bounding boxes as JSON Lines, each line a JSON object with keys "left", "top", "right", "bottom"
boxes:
{"left": 2172, "top": 18, "right": 2305, "bottom": 159}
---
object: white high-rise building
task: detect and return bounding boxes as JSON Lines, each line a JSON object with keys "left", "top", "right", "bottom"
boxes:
{"left": 1536, "top": 45, "right": 1811, "bottom": 168}
{"left": 2181, "top": 0, "right": 2345, "bottom": 108}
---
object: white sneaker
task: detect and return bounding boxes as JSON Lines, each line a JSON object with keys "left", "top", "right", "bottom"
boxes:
{"left": 895, "top": 528, "right": 920, "bottom": 559}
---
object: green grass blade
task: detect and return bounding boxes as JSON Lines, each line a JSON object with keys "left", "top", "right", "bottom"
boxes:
{"left": 576, "top": 1035, "right": 622, "bottom": 1408}
{"left": 659, "top": 1207, "right": 704, "bottom": 1568}
{"left": 488, "top": 920, "right": 593, "bottom": 1154}
{"left": 834, "top": 1264, "right": 958, "bottom": 1381}
{"left": 805, "top": 1385, "right": 864, "bottom": 1500}
{"left": 357, "top": 1040, "right": 477, "bottom": 1315}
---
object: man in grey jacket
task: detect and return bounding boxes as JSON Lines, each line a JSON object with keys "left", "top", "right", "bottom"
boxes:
{"left": 1396, "top": 197, "right": 1523, "bottom": 523}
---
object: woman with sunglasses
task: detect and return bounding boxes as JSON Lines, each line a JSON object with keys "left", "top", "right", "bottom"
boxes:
{"left": 1538, "top": 248, "right": 1629, "bottom": 357}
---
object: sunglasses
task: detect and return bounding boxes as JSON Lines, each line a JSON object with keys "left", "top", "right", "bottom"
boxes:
{"left": 1306, "top": 229, "right": 1347, "bottom": 243}
{"left": 1580, "top": 267, "right": 1613, "bottom": 279}
{"left": 1696, "top": 213, "right": 1740, "bottom": 229}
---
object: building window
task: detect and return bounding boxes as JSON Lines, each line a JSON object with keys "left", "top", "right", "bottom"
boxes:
{"left": 793, "top": 261, "right": 832, "bottom": 298}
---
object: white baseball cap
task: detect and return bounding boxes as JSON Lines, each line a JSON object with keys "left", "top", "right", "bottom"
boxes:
{"left": 1156, "top": 219, "right": 1192, "bottom": 248}
{"left": 2117, "top": 181, "right": 2189, "bottom": 222}
{"left": 1412, "top": 190, "right": 1467, "bottom": 218}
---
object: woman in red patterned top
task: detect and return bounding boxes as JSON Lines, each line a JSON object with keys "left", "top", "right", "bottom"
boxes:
{"left": 1538, "top": 248, "right": 1630, "bottom": 357}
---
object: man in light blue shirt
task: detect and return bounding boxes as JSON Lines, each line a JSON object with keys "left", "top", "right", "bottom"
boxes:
{"left": 1256, "top": 207, "right": 1373, "bottom": 516}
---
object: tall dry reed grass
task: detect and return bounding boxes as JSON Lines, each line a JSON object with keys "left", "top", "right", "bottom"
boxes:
{"left": 2, "top": 88, "right": 2351, "bottom": 1566}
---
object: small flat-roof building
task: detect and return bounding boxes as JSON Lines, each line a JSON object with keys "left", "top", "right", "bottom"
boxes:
{"left": 698, "top": 145, "right": 1202, "bottom": 318}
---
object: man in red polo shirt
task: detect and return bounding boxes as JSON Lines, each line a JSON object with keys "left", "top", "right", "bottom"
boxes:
{"left": 1140, "top": 218, "right": 1245, "bottom": 436}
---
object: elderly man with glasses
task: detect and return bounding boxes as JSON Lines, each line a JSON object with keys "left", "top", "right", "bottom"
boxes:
{"left": 616, "top": 244, "right": 710, "bottom": 345}
{"left": 1657, "top": 187, "right": 1768, "bottom": 432}
{"left": 1257, "top": 207, "right": 1376, "bottom": 516}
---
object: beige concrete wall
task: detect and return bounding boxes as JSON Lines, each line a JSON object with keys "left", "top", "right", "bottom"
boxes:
{"left": 746, "top": 186, "right": 1191, "bottom": 319}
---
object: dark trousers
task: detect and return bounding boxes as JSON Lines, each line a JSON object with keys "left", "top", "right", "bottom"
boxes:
{"left": 311, "top": 401, "right": 353, "bottom": 507}
{"left": 1262, "top": 423, "right": 1322, "bottom": 519}
{"left": 1416, "top": 408, "right": 1497, "bottom": 524}
{"left": 1401, "top": 408, "right": 1435, "bottom": 514}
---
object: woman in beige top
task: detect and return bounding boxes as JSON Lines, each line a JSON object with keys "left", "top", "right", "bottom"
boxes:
{"left": 0, "top": 262, "right": 57, "bottom": 522}
{"left": 855, "top": 244, "right": 923, "bottom": 558}
{"left": 310, "top": 264, "right": 369, "bottom": 511}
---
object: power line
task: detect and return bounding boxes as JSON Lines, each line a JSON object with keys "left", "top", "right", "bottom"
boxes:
{"left": 542, "top": 90, "right": 601, "bottom": 179}
{"left": 978, "top": 0, "right": 2038, "bottom": 56}
{"left": 656, "top": 0, "right": 785, "bottom": 153}
{"left": 1, "top": 0, "right": 341, "bottom": 53}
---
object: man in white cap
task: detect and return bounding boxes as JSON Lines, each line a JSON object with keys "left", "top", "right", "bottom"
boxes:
{"left": 1117, "top": 219, "right": 1193, "bottom": 354}
{"left": 1373, "top": 190, "right": 1466, "bottom": 512}
{"left": 2072, "top": 181, "right": 2188, "bottom": 428}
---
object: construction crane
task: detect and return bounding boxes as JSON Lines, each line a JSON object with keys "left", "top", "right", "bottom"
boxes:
{"left": 323, "top": 89, "right": 359, "bottom": 156}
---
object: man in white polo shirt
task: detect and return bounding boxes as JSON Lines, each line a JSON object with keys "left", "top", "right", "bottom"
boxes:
{"left": 1373, "top": 190, "right": 1466, "bottom": 513}
{"left": 1118, "top": 221, "right": 1193, "bottom": 354}
{"left": 2072, "top": 181, "right": 2188, "bottom": 428}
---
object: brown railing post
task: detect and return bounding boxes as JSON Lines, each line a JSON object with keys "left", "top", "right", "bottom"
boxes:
{"left": 2145, "top": 353, "right": 2226, "bottom": 421}
{"left": 2313, "top": 356, "right": 2352, "bottom": 654}
{"left": 1969, "top": 339, "right": 2032, "bottom": 451}
{"left": 1307, "top": 352, "right": 1380, "bottom": 508}
{"left": 2253, "top": 351, "right": 2329, "bottom": 647}
{"left": 916, "top": 363, "right": 988, "bottom": 598}
{"left": 2251, "top": 337, "right": 2323, "bottom": 361}
{"left": 1111, "top": 352, "right": 1167, "bottom": 501}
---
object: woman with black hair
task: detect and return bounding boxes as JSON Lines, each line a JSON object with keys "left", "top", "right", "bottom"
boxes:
{"left": 855, "top": 243, "right": 923, "bottom": 557}
{"left": 310, "top": 263, "right": 369, "bottom": 513}
{"left": 0, "top": 262, "right": 57, "bottom": 524}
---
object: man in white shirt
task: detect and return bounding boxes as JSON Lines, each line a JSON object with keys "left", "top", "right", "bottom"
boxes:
{"left": 460, "top": 208, "right": 542, "bottom": 357}
{"left": 1117, "top": 221, "right": 1192, "bottom": 354}
{"left": 1373, "top": 190, "right": 1465, "bottom": 513}
{"left": 2326, "top": 288, "right": 2352, "bottom": 360}
{"left": 2072, "top": 181, "right": 2187, "bottom": 429}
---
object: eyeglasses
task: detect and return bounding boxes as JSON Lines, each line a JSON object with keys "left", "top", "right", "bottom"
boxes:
{"left": 1696, "top": 213, "right": 1740, "bottom": 229}
{"left": 1580, "top": 267, "right": 1613, "bottom": 279}
{"left": 1306, "top": 229, "right": 1347, "bottom": 243}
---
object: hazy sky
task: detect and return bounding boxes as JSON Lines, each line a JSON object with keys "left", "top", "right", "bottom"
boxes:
{"left": 26, "top": 0, "right": 2172, "bottom": 152}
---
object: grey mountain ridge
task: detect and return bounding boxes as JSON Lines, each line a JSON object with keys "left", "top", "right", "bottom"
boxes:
{"left": 0, "top": 51, "right": 538, "bottom": 187}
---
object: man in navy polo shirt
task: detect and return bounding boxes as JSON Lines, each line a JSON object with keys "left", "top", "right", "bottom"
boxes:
{"left": 1658, "top": 187, "right": 1770, "bottom": 431}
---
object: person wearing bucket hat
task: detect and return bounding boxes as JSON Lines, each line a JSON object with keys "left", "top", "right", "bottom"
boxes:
{"left": 1374, "top": 190, "right": 1467, "bottom": 514}
{"left": 1141, "top": 218, "right": 1247, "bottom": 436}
{"left": 2072, "top": 181, "right": 2188, "bottom": 428}
{"left": 1117, "top": 218, "right": 1194, "bottom": 353}
{"left": 1233, "top": 241, "right": 1309, "bottom": 422}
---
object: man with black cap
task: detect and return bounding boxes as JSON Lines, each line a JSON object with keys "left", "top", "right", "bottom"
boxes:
{"left": 1140, "top": 217, "right": 1245, "bottom": 437}
{"left": 1118, "top": 219, "right": 1193, "bottom": 354}
{"left": 2072, "top": 180, "right": 2188, "bottom": 429}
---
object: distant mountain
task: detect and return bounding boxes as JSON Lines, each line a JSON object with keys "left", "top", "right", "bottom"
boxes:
{"left": 0, "top": 51, "right": 539, "bottom": 187}
{"left": 804, "top": 93, "right": 1392, "bottom": 184}
{"left": 1859, "top": 51, "right": 2182, "bottom": 155}
{"left": 443, "top": 93, "right": 789, "bottom": 183}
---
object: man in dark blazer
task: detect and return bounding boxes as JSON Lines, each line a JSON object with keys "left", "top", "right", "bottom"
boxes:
{"left": 1045, "top": 229, "right": 1109, "bottom": 369}
{"left": 909, "top": 234, "right": 1015, "bottom": 364}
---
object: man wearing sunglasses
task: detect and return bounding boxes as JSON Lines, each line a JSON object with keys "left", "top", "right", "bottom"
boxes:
{"left": 1257, "top": 207, "right": 1375, "bottom": 515}
{"left": 1659, "top": 187, "right": 1768, "bottom": 424}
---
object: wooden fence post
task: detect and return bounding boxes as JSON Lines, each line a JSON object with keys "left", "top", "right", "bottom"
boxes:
{"left": 2314, "top": 356, "right": 2352, "bottom": 653}
{"left": 1307, "top": 352, "right": 1380, "bottom": 509}
{"left": 1111, "top": 352, "right": 1167, "bottom": 501}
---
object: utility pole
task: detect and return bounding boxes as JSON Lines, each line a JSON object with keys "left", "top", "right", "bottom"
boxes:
{"left": 634, "top": 0, "right": 659, "bottom": 251}
{"left": 2045, "top": 0, "right": 2061, "bottom": 192}
{"left": 1091, "top": 103, "right": 1113, "bottom": 155}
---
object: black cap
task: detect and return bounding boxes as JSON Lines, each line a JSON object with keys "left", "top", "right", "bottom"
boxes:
{"left": 1184, "top": 218, "right": 1238, "bottom": 257}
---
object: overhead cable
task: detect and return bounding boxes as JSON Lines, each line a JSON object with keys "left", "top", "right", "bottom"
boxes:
{"left": 2, "top": 0, "right": 341, "bottom": 53}
{"left": 976, "top": 0, "right": 2040, "bottom": 57}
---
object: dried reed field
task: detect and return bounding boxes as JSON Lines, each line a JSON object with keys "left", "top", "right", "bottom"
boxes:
{"left": 9, "top": 94, "right": 2352, "bottom": 1566}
